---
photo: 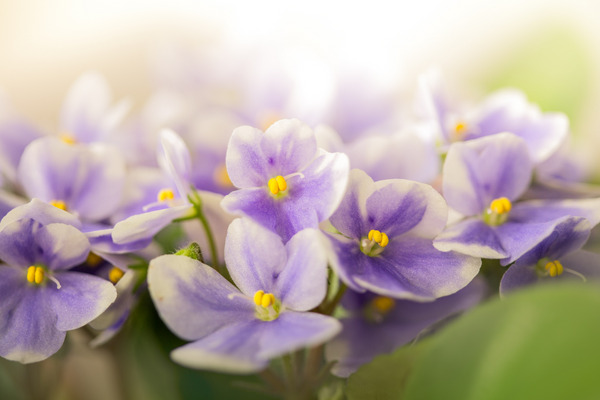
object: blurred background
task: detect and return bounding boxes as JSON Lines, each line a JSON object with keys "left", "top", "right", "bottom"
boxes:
{"left": 1, "top": 1, "right": 600, "bottom": 398}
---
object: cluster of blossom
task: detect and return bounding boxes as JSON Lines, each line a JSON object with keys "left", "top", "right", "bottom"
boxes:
{"left": 1, "top": 62, "right": 599, "bottom": 390}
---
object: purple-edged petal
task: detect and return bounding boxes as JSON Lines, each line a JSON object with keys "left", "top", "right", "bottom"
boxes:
{"left": 355, "top": 237, "right": 480, "bottom": 300}
{"left": 367, "top": 177, "right": 447, "bottom": 239}
{"left": 35, "top": 223, "right": 90, "bottom": 270}
{"left": 259, "top": 119, "right": 317, "bottom": 177}
{"left": 148, "top": 254, "right": 255, "bottom": 341}
{"left": 326, "top": 234, "right": 370, "bottom": 292}
{"left": 112, "top": 204, "right": 193, "bottom": 244}
{"left": 171, "top": 311, "right": 341, "bottom": 374}
{"left": 224, "top": 218, "right": 286, "bottom": 296}
{"left": 509, "top": 198, "right": 600, "bottom": 226}
{"left": 86, "top": 228, "right": 152, "bottom": 254}
{"left": 18, "top": 138, "right": 126, "bottom": 221}
{"left": 0, "top": 267, "right": 64, "bottom": 363}
{"left": 273, "top": 229, "right": 328, "bottom": 311}
{"left": 434, "top": 218, "right": 508, "bottom": 259}
{"left": 225, "top": 125, "right": 271, "bottom": 188}
{"left": 443, "top": 132, "right": 533, "bottom": 215}
{"left": 48, "top": 272, "right": 116, "bottom": 330}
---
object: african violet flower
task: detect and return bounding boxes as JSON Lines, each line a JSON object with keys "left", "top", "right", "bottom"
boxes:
{"left": 221, "top": 118, "right": 350, "bottom": 242}
{"left": 0, "top": 199, "right": 116, "bottom": 363}
{"left": 325, "top": 169, "right": 480, "bottom": 300}
{"left": 500, "top": 216, "right": 600, "bottom": 294}
{"left": 148, "top": 218, "right": 341, "bottom": 373}
{"left": 434, "top": 132, "right": 600, "bottom": 264}
{"left": 326, "top": 277, "right": 486, "bottom": 377}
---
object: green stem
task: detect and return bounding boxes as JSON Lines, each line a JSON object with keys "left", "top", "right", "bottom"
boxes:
{"left": 319, "top": 282, "right": 347, "bottom": 315}
{"left": 186, "top": 192, "right": 220, "bottom": 271}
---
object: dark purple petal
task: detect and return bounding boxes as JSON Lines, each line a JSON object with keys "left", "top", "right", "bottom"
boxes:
{"left": 48, "top": 271, "right": 116, "bottom": 330}
{"left": 224, "top": 218, "right": 286, "bottom": 297}
{"left": 325, "top": 234, "right": 367, "bottom": 292}
{"left": 273, "top": 229, "right": 328, "bottom": 311}
{"left": 434, "top": 218, "right": 508, "bottom": 259}
{"left": 0, "top": 267, "right": 64, "bottom": 363}
{"left": 148, "top": 254, "right": 255, "bottom": 341}
{"left": 443, "top": 133, "right": 532, "bottom": 216}
{"left": 328, "top": 169, "right": 372, "bottom": 239}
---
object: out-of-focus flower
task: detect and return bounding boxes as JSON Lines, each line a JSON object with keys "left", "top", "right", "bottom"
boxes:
{"left": 0, "top": 199, "right": 116, "bottom": 363}
{"left": 326, "top": 169, "right": 480, "bottom": 300}
{"left": 148, "top": 218, "right": 340, "bottom": 373}
{"left": 221, "top": 118, "right": 350, "bottom": 242}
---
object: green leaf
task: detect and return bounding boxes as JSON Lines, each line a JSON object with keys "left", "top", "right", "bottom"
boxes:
{"left": 401, "top": 283, "right": 600, "bottom": 400}
{"left": 346, "top": 340, "right": 430, "bottom": 400}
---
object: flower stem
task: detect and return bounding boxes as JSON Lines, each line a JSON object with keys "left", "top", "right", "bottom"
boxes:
{"left": 187, "top": 192, "right": 220, "bottom": 270}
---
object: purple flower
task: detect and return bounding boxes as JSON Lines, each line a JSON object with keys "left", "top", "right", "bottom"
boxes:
{"left": 434, "top": 132, "right": 600, "bottom": 264}
{"left": 325, "top": 278, "right": 486, "bottom": 377}
{"left": 500, "top": 217, "right": 600, "bottom": 294}
{"left": 148, "top": 218, "right": 341, "bottom": 373}
{"left": 0, "top": 199, "right": 116, "bottom": 363}
{"left": 326, "top": 169, "right": 480, "bottom": 300}
{"left": 221, "top": 118, "right": 350, "bottom": 242}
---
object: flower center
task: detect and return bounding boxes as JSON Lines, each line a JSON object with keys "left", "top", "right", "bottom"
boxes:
{"left": 364, "top": 295, "right": 396, "bottom": 323}
{"left": 86, "top": 252, "right": 103, "bottom": 268}
{"left": 50, "top": 200, "right": 68, "bottom": 211}
{"left": 360, "top": 229, "right": 389, "bottom": 257}
{"left": 213, "top": 164, "right": 233, "bottom": 188}
{"left": 157, "top": 188, "right": 175, "bottom": 202}
{"left": 267, "top": 176, "right": 288, "bottom": 197}
{"left": 483, "top": 197, "right": 511, "bottom": 226}
{"left": 253, "top": 290, "right": 281, "bottom": 321}
{"left": 60, "top": 133, "right": 77, "bottom": 145}
{"left": 108, "top": 266, "right": 125, "bottom": 284}
{"left": 26, "top": 265, "right": 61, "bottom": 288}
{"left": 451, "top": 121, "right": 468, "bottom": 141}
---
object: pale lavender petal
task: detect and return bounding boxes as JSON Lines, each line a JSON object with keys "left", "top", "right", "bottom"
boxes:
{"left": 0, "top": 198, "right": 81, "bottom": 231}
{"left": 346, "top": 132, "right": 439, "bottom": 183}
{"left": 112, "top": 204, "right": 193, "bottom": 244}
{"left": 157, "top": 129, "right": 193, "bottom": 198}
{"left": 509, "top": 198, "right": 600, "bottom": 226}
{"left": 0, "top": 267, "right": 64, "bottom": 363}
{"left": 148, "top": 254, "right": 255, "bottom": 341}
{"left": 18, "top": 138, "right": 127, "bottom": 221}
{"left": 48, "top": 272, "right": 116, "bottom": 330}
{"left": 560, "top": 250, "right": 600, "bottom": 280}
{"left": 225, "top": 125, "right": 271, "bottom": 188}
{"left": 0, "top": 119, "right": 42, "bottom": 183}
{"left": 86, "top": 228, "right": 152, "bottom": 254}
{"left": 367, "top": 178, "right": 447, "bottom": 239}
{"left": 224, "top": 218, "right": 286, "bottom": 296}
{"left": 260, "top": 119, "right": 317, "bottom": 177}
{"left": 0, "top": 218, "right": 40, "bottom": 267}
{"left": 314, "top": 124, "right": 344, "bottom": 153}
{"left": 355, "top": 237, "right": 480, "bottom": 300}
{"left": 35, "top": 223, "right": 90, "bottom": 270}
{"left": 328, "top": 169, "right": 372, "bottom": 239}
{"left": 273, "top": 229, "right": 328, "bottom": 311}
{"left": 434, "top": 218, "right": 508, "bottom": 259}
{"left": 443, "top": 133, "right": 532, "bottom": 215}
{"left": 0, "top": 190, "right": 27, "bottom": 220}
{"left": 511, "top": 217, "right": 591, "bottom": 267}
{"left": 499, "top": 263, "right": 538, "bottom": 294}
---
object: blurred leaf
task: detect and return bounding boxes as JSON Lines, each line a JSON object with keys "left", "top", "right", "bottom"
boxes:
{"left": 346, "top": 340, "right": 430, "bottom": 400}
{"left": 484, "top": 26, "right": 591, "bottom": 130}
{"left": 400, "top": 283, "right": 600, "bottom": 400}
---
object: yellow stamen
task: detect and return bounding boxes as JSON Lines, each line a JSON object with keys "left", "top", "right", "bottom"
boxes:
{"left": 261, "top": 293, "right": 275, "bottom": 308}
{"left": 60, "top": 134, "right": 77, "bottom": 145}
{"left": 268, "top": 176, "right": 287, "bottom": 195}
{"left": 50, "top": 200, "right": 68, "bottom": 211}
{"left": 454, "top": 122, "right": 467, "bottom": 134}
{"left": 489, "top": 197, "right": 512, "bottom": 215}
{"left": 368, "top": 230, "right": 389, "bottom": 248}
{"left": 35, "top": 267, "right": 44, "bottom": 284}
{"left": 214, "top": 164, "right": 233, "bottom": 188}
{"left": 545, "top": 260, "right": 564, "bottom": 278}
{"left": 86, "top": 252, "right": 103, "bottom": 267}
{"left": 372, "top": 296, "right": 395, "bottom": 314}
{"left": 108, "top": 267, "right": 125, "bottom": 284}
{"left": 157, "top": 188, "right": 175, "bottom": 202}
{"left": 253, "top": 290, "right": 265, "bottom": 306}
{"left": 27, "top": 266, "right": 36, "bottom": 283}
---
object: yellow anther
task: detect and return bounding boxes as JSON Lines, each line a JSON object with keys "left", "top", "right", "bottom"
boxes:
{"left": 372, "top": 296, "right": 395, "bottom": 314}
{"left": 214, "top": 164, "right": 233, "bottom": 188}
{"left": 261, "top": 293, "right": 275, "bottom": 308}
{"left": 50, "top": 200, "right": 68, "bottom": 211}
{"left": 268, "top": 176, "right": 287, "bottom": 195}
{"left": 368, "top": 230, "right": 389, "bottom": 248}
{"left": 60, "top": 134, "right": 77, "bottom": 145}
{"left": 489, "top": 197, "right": 512, "bottom": 215}
{"left": 35, "top": 267, "right": 44, "bottom": 284}
{"left": 253, "top": 290, "right": 265, "bottom": 306}
{"left": 454, "top": 122, "right": 467, "bottom": 134}
{"left": 157, "top": 188, "right": 175, "bottom": 202}
{"left": 108, "top": 267, "right": 125, "bottom": 284}
{"left": 86, "top": 252, "right": 103, "bottom": 267}
{"left": 545, "top": 260, "right": 564, "bottom": 278}
{"left": 27, "top": 266, "right": 36, "bottom": 283}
